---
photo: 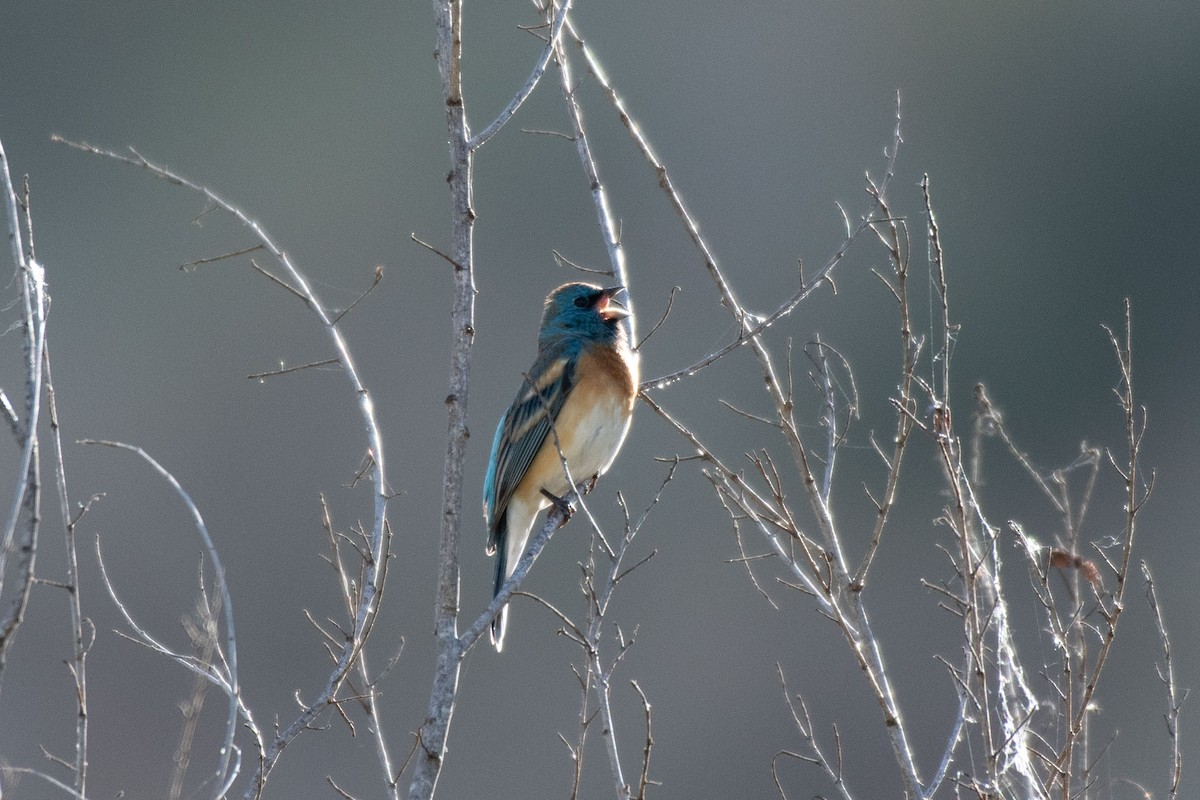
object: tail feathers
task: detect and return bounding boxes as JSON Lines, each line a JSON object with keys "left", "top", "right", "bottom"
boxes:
{"left": 490, "top": 523, "right": 509, "bottom": 652}
{"left": 490, "top": 606, "right": 509, "bottom": 652}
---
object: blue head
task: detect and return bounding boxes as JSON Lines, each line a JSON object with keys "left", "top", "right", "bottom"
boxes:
{"left": 538, "top": 283, "right": 631, "bottom": 349}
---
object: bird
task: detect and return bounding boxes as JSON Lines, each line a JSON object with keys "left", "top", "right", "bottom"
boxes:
{"left": 482, "top": 282, "right": 639, "bottom": 651}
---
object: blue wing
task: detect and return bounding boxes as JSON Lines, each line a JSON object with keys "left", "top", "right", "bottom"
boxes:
{"left": 483, "top": 352, "right": 576, "bottom": 553}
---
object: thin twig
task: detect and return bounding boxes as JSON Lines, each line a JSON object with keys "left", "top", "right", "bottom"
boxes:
{"left": 332, "top": 265, "right": 384, "bottom": 326}
{"left": 635, "top": 286, "right": 679, "bottom": 352}
{"left": 247, "top": 358, "right": 340, "bottom": 381}
{"left": 179, "top": 243, "right": 265, "bottom": 271}
{"left": 552, "top": 248, "right": 611, "bottom": 276}
{"left": 410, "top": 232, "right": 464, "bottom": 271}
{"left": 248, "top": 259, "right": 309, "bottom": 305}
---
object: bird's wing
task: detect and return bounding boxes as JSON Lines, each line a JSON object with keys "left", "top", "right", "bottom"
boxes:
{"left": 484, "top": 353, "right": 576, "bottom": 553}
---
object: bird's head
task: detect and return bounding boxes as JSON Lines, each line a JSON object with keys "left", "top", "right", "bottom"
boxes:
{"left": 538, "top": 283, "right": 631, "bottom": 345}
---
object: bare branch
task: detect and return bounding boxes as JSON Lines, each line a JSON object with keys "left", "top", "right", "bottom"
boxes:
{"left": 0, "top": 138, "right": 48, "bottom": 676}
{"left": 552, "top": 248, "right": 610, "bottom": 276}
{"left": 56, "top": 136, "right": 392, "bottom": 797}
{"left": 179, "top": 243, "right": 265, "bottom": 271}
{"left": 548, "top": 9, "right": 634, "bottom": 342}
{"left": 634, "top": 285, "right": 679, "bottom": 352}
{"left": 1143, "top": 561, "right": 1184, "bottom": 799}
{"left": 410, "top": 232, "right": 464, "bottom": 271}
{"left": 469, "top": 0, "right": 574, "bottom": 150}
{"left": 247, "top": 358, "right": 340, "bottom": 381}
{"left": 630, "top": 680, "right": 656, "bottom": 800}
{"left": 83, "top": 440, "right": 242, "bottom": 792}
{"left": 331, "top": 265, "right": 384, "bottom": 326}
{"left": 45, "top": 349, "right": 90, "bottom": 796}
{"left": 408, "top": 2, "right": 477, "bottom": 795}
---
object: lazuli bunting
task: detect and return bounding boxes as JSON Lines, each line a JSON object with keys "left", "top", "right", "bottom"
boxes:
{"left": 483, "top": 283, "right": 640, "bottom": 651}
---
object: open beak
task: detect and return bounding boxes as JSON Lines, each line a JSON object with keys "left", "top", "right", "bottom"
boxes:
{"left": 596, "top": 286, "right": 631, "bottom": 321}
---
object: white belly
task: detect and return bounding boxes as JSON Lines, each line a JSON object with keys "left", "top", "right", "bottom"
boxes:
{"left": 545, "top": 395, "right": 632, "bottom": 497}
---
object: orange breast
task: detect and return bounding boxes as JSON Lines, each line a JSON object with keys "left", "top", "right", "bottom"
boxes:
{"left": 510, "top": 341, "right": 638, "bottom": 510}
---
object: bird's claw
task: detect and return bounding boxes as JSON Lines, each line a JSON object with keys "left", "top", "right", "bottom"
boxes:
{"left": 540, "top": 488, "right": 575, "bottom": 525}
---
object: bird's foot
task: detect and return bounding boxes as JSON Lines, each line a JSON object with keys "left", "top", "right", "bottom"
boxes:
{"left": 583, "top": 473, "right": 599, "bottom": 495}
{"left": 540, "top": 488, "right": 576, "bottom": 526}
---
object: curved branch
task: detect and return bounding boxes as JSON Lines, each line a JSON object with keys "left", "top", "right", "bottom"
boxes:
{"left": 84, "top": 440, "right": 241, "bottom": 793}
{"left": 55, "top": 137, "right": 391, "bottom": 799}
{"left": 469, "top": 0, "right": 573, "bottom": 151}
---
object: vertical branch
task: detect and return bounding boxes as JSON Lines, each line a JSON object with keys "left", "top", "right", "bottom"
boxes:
{"left": 541, "top": 8, "right": 650, "bottom": 795}
{"left": 553, "top": 469, "right": 671, "bottom": 800}
{"left": 812, "top": 338, "right": 839, "bottom": 502}
{"left": 921, "top": 178, "right": 1041, "bottom": 798}
{"left": 853, "top": 151, "right": 916, "bottom": 589}
{"left": 0, "top": 138, "right": 47, "bottom": 683}
{"left": 922, "top": 174, "right": 950, "bottom": 405}
{"left": 630, "top": 679, "right": 654, "bottom": 800}
{"left": 588, "top": 625, "right": 629, "bottom": 800}
{"left": 1142, "top": 562, "right": 1182, "bottom": 800}
{"left": 549, "top": 5, "right": 633, "bottom": 341}
{"left": 45, "top": 349, "right": 91, "bottom": 797}
{"left": 0, "top": 137, "right": 24, "bottom": 269}
{"left": 356, "top": 621, "right": 401, "bottom": 795}
{"left": 921, "top": 176, "right": 1000, "bottom": 781}
{"left": 170, "top": 586, "right": 220, "bottom": 800}
{"left": 576, "top": 490, "right": 645, "bottom": 800}
{"left": 410, "top": 1, "right": 475, "bottom": 798}
{"left": 1045, "top": 301, "right": 1151, "bottom": 792}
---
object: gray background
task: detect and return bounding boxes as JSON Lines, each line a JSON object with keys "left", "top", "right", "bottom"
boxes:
{"left": 1, "top": 2, "right": 1197, "bottom": 798}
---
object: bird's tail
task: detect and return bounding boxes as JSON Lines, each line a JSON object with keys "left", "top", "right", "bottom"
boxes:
{"left": 490, "top": 532, "right": 509, "bottom": 651}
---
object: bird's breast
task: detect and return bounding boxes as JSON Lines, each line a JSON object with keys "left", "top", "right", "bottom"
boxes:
{"left": 540, "top": 343, "right": 637, "bottom": 493}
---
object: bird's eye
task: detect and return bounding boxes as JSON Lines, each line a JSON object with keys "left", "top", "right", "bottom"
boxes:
{"left": 573, "top": 295, "right": 590, "bottom": 308}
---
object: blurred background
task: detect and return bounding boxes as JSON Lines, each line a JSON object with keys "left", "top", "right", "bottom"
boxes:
{"left": 1, "top": 2, "right": 1197, "bottom": 798}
